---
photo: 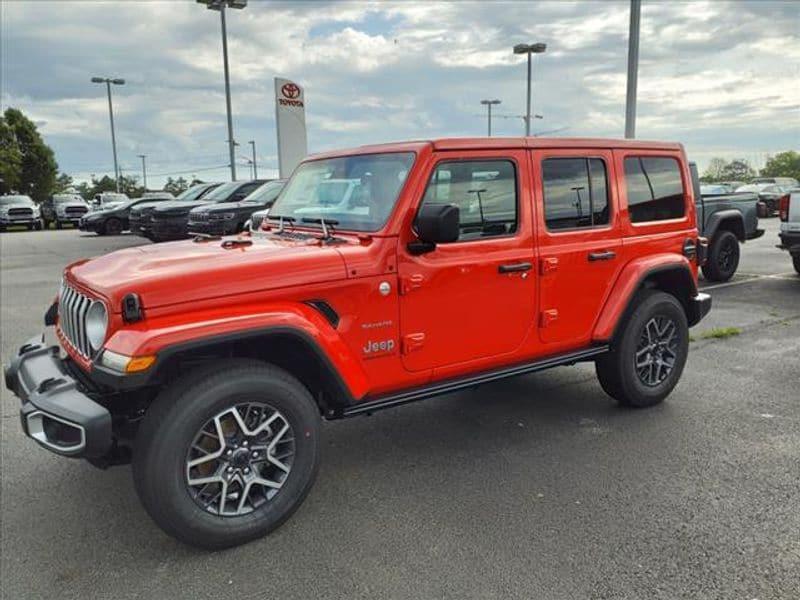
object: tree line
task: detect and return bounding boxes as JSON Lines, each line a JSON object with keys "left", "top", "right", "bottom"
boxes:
{"left": 701, "top": 152, "right": 800, "bottom": 184}
{"left": 1, "top": 106, "right": 199, "bottom": 202}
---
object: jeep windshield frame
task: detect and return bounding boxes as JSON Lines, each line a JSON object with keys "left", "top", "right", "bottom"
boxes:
{"left": 269, "top": 152, "right": 416, "bottom": 233}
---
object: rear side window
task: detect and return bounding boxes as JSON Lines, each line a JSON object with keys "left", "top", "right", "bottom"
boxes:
{"left": 624, "top": 157, "right": 685, "bottom": 223}
{"left": 542, "top": 157, "right": 610, "bottom": 230}
{"left": 421, "top": 159, "right": 517, "bottom": 241}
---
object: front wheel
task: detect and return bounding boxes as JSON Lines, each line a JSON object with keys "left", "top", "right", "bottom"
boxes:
{"left": 596, "top": 290, "right": 689, "bottom": 408}
{"left": 104, "top": 217, "right": 123, "bottom": 235}
{"left": 132, "top": 360, "right": 321, "bottom": 550}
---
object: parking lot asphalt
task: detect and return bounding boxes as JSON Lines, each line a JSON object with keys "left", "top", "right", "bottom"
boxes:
{"left": 1, "top": 221, "right": 798, "bottom": 600}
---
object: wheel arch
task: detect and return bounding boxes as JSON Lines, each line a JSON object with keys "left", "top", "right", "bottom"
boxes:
{"left": 146, "top": 327, "right": 360, "bottom": 416}
{"left": 706, "top": 210, "right": 745, "bottom": 242}
{"left": 593, "top": 256, "right": 699, "bottom": 344}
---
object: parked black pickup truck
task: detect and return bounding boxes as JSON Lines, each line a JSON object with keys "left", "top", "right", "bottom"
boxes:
{"left": 187, "top": 180, "right": 285, "bottom": 236}
{"left": 690, "top": 163, "right": 763, "bottom": 281}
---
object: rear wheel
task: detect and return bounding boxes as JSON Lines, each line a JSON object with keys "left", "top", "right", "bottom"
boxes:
{"left": 702, "top": 230, "right": 740, "bottom": 282}
{"left": 133, "top": 360, "right": 321, "bottom": 550}
{"left": 596, "top": 290, "right": 689, "bottom": 408}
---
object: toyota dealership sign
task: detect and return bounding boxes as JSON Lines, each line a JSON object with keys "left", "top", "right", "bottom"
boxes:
{"left": 274, "top": 77, "right": 308, "bottom": 178}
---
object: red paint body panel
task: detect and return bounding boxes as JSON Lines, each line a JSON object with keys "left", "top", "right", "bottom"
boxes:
{"left": 55, "top": 137, "right": 702, "bottom": 406}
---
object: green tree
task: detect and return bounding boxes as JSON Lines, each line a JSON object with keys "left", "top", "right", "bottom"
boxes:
{"left": 0, "top": 116, "right": 23, "bottom": 194}
{"left": 82, "top": 174, "right": 144, "bottom": 199}
{"left": 3, "top": 107, "right": 58, "bottom": 203}
{"left": 760, "top": 151, "right": 800, "bottom": 180}
{"left": 164, "top": 176, "right": 189, "bottom": 195}
{"left": 719, "top": 159, "right": 755, "bottom": 182}
{"left": 701, "top": 158, "right": 728, "bottom": 183}
{"left": 53, "top": 172, "right": 74, "bottom": 193}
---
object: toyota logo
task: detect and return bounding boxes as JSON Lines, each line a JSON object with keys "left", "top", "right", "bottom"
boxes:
{"left": 281, "top": 83, "right": 301, "bottom": 99}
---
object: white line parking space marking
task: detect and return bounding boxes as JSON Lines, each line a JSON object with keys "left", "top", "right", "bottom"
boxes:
{"left": 701, "top": 272, "right": 798, "bottom": 291}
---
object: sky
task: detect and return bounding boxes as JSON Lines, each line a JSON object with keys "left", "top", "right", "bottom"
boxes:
{"left": 1, "top": 0, "right": 798, "bottom": 189}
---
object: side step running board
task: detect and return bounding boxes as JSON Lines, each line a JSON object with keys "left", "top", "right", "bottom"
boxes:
{"left": 337, "top": 346, "right": 609, "bottom": 418}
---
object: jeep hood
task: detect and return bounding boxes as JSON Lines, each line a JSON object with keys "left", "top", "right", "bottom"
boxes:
{"left": 192, "top": 201, "right": 252, "bottom": 214}
{"left": 66, "top": 236, "right": 348, "bottom": 312}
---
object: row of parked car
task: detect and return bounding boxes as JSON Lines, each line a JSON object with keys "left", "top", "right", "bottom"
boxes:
{"left": 699, "top": 177, "right": 798, "bottom": 218}
{"left": 77, "top": 179, "right": 285, "bottom": 241}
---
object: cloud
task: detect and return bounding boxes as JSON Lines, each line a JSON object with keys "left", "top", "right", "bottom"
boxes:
{"left": 1, "top": 0, "right": 797, "bottom": 186}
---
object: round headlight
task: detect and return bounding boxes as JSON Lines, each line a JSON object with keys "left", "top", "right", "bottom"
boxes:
{"left": 86, "top": 301, "right": 108, "bottom": 351}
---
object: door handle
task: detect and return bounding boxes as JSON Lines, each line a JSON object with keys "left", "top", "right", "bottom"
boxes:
{"left": 588, "top": 250, "right": 616, "bottom": 262}
{"left": 498, "top": 262, "right": 533, "bottom": 273}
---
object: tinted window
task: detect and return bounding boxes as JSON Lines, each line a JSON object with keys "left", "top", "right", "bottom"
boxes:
{"left": 624, "top": 157, "right": 685, "bottom": 223}
{"left": 542, "top": 158, "right": 609, "bottom": 230}
{"left": 421, "top": 160, "right": 517, "bottom": 241}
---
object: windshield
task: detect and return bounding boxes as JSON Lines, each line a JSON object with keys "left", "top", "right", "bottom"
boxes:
{"left": 54, "top": 195, "right": 82, "bottom": 204}
{"left": 176, "top": 184, "right": 213, "bottom": 201}
{"left": 0, "top": 196, "right": 33, "bottom": 205}
{"left": 242, "top": 180, "right": 286, "bottom": 204}
{"left": 269, "top": 152, "right": 415, "bottom": 231}
{"left": 199, "top": 181, "right": 241, "bottom": 202}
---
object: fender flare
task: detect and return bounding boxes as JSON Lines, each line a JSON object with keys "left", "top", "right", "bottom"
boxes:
{"left": 592, "top": 254, "right": 697, "bottom": 344}
{"left": 705, "top": 210, "right": 745, "bottom": 242}
{"left": 96, "top": 303, "right": 368, "bottom": 403}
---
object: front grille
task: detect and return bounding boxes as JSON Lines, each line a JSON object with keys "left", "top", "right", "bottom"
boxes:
{"left": 189, "top": 213, "right": 209, "bottom": 222}
{"left": 9, "top": 207, "right": 33, "bottom": 217}
{"left": 251, "top": 214, "right": 265, "bottom": 229}
{"left": 58, "top": 283, "right": 94, "bottom": 358}
{"left": 65, "top": 207, "right": 87, "bottom": 216}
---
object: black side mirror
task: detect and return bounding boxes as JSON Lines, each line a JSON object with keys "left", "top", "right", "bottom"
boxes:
{"left": 409, "top": 203, "right": 459, "bottom": 255}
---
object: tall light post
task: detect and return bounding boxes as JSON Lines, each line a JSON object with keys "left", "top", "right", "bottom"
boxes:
{"left": 512, "top": 42, "right": 546, "bottom": 136}
{"left": 480, "top": 99, "right": 502, "bottom": 136}
{"left": 137, "top": 154, "right": 147, "bottom": 190}
{"left": 248, "top": 140, "right": 257, "bottom": 178}
{"left": 625, "top": 0, "right": 641, "bottom": 139}
{"left": 197, "top": 0, "right": 247, "bottom": 181}
{"left": 91, "top": 76, "right": 125, "bottom": 192}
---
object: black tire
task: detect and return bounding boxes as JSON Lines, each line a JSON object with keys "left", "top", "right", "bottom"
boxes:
{"left": 793, "top": 255, "right": 800, "bottom": 275}
{"left": 104, "top": 218, "right": 123, "bottom": 235}
{"left": 701, "top": 230, "right": 740, "bottom": 282}
{"left": 42, "top": 219, "right": 50, "bottom": 229}
{"left": 595, "top": 290, "right": 689, "bottom": 408}
{"left": 133, "top": 360, "right": 321, "bottom": 550}
{"left": 27, "top": 223, "right": 34, "bottom": 230}
{"left": 55, "top": 220, "right": 63, "bottom": 229}
{"left": 34, "top": 220, "right": 42, "bottom": 231}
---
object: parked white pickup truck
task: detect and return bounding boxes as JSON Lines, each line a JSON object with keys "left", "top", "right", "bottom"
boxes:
{"left": 778, "top": 190, "right": 800, "bottom": 274}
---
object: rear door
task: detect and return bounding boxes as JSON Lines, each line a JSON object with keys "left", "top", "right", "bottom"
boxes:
{"left": 532, "top": 148, "right": 623, "bottom": 345}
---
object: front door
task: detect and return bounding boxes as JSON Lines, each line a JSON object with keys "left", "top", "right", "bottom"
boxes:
{"left": 532, "top": 149, "right": 623, "bottom": 345}
{"left": 398, "top": 151, "right": 536, "bottom": 372}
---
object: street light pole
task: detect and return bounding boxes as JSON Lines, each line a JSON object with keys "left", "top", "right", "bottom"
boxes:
{"left": 513, "top": 43, "right": 546, "bottom": 136}
{"left": 625, "top": 0, "right": 641, "bottom": 139}
{"left": 137, "top": 154, "right": 147, "bottom": 190}
{"left": 480, "top": 99, "right": 502, "bottom": 136}
{"left": 197, "top": 0, "right": 247, "bottom": 181}
{"left": 91, "top": 77, "right": 125, "bottom": 192}
{"left": 248, "top": 140, "right": 257, "bottom": 178}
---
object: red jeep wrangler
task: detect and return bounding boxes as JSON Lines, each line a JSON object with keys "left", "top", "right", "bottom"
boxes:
{"left": 6, "top": 138, "right": 710, "bottom": 549}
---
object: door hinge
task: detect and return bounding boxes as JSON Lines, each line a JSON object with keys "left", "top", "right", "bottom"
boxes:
{"left": 401, "top": 333, "right": 426, "bottom": 354}
{"left": 539, "top": 309, "right": 559, "bottom": 327}
{"left": 539, "top": 257, "right": 559, "bottom": 275}
{"left": 400, "top": 274, "right": 425, "bottom": 295}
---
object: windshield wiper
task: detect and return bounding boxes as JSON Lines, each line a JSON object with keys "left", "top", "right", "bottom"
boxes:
{"left": 302, "top": 217, "right": 340, "bottom": 240}
{"left": 266, "top": 214, "right": 296, "bottom": 234}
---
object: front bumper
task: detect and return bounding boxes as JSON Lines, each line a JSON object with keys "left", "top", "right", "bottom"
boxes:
{"left": 778, "top": 231, "right": 800, "bottom": 256}
{"left": 78, "top": 218, "right": 103, "bottom": 232}
{"left": 0, "top": 216, "right": 38, "bottom": 225}
{"left": 4, "top": 336, "right": 111, "bottom": 458}
{"left": 187, "top": 219, "right": 236, "bottom": 236}
{"left": 687, "top": 292, "right": 712, "bottom": 327}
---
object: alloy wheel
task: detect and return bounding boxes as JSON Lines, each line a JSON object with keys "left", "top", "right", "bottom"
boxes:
{"left": 635, "top": 316, "right": 679, "bottom": 387}
{"left": 185, "top": 402, "right": 295, "bottom": 517}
